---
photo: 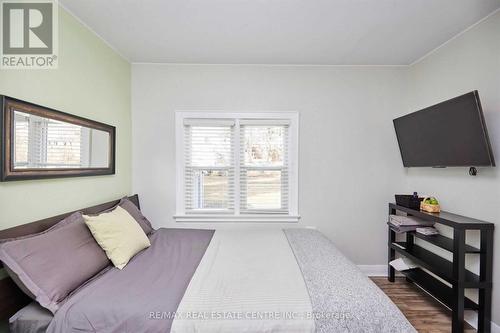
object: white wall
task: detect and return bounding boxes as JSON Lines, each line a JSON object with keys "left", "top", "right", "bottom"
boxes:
{"left": 132, "top": 65, "right": 409, "bottom": 264}
{"left": 406, "top": 10, "right": 500, "bottom": 325}
{"left": 132, "top": 10, "right": 500, "bottom": 326}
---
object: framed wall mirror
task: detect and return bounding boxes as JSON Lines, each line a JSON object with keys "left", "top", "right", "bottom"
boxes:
{"left": 0, "top": 96, "right": 115, "bottom": 181}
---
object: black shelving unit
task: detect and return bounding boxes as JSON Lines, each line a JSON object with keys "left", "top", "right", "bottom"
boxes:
{"left": 388, "top": 203, "right": 494, "bottom": 333}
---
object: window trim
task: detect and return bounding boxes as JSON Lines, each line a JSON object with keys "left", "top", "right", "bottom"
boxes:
{"left": 175, "top": 111, "right": 299, "bottom": 223}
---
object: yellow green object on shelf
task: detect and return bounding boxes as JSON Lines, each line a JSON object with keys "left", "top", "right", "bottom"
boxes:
{"left": 420, "top": 196, "right": 441, "bottom": 213}
{"left": 423, "top": 197, "right": 439, "bottom": 205}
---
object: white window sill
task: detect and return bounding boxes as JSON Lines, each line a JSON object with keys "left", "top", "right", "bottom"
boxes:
{"left": 174, "top": 214, "right": 301, "bottom": 223}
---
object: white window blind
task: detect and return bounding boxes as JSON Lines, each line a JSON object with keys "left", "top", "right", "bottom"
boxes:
{"left": 184, "top": 120, "right": 235, "bottom": 213}
{"left": 177, "top": 112, "right": 298, "bottom": 222}
{"left": 240, "top": 121, "right": 289, "bottom": 214}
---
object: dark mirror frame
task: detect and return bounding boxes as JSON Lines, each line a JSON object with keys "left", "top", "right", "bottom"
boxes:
{"left": 0, "top": 96, "right": 116, "bottom": 181}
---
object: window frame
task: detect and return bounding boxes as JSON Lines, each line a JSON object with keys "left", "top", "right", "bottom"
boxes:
{"left": 175, "top": 111, "right": 299, "bottom": 223}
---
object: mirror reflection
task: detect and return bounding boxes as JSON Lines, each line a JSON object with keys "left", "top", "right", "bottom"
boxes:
{"left": 13, "top": 111, "right": 110, "bottom": 169}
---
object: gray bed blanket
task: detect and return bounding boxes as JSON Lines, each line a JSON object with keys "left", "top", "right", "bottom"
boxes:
{"left": 46, "top": 228, "right": 214, "bottom": 333}
{"left": 45, "top": 228, "right": 414, "bottom": 333}
{"left": 284, "top": 228, "right": 416, "bottom": 333}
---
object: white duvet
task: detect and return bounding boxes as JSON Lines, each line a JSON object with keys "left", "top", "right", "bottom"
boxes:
{"left": 171, "top": 229, "right": 315, "bottom": 333}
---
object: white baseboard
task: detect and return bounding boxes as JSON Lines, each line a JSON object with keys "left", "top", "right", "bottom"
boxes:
{"left": 490, "top": 319, "right": 500, "bottom": 333}
{"left": 463, "top": 311, "right": 500, "bottom": 332}
{"left": 357, "top": 265, "right": 500, "bottom": 331}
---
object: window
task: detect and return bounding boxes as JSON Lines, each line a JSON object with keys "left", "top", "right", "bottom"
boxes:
{"left": 240, "top": 122, "right": 288, "bottom": 213}
{"left": 184, "top": 120, "right": 234, "bottom": 212}
{"left": 176, "top": 112, "right": 299, "bottom": 222}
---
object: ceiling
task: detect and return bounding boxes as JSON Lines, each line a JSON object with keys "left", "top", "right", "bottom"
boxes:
{"left": 59, "top": 0, "right": 500, "bottom": 65}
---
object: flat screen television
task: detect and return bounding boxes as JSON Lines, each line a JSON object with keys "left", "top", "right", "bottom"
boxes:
{"left": 393, "top": 91, "right": 495, "bottom": 168}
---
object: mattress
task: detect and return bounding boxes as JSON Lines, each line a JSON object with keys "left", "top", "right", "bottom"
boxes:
{"left": 21, "top": 227, "right": 414, "bottom": 333}
{"left": 9, "top": 302, "right": 53, "bottom": 333}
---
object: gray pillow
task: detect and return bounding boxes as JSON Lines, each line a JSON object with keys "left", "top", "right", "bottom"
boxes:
{"left": 86, "top": 197, "right": 154, "bottom": 236}
{"left": 118, "top": 197, "right": 154, "bottom": 235}
{"left": 0, "top": 212, "right": 110, "bottom": 313}
{"left": 98, "top": 197, "right": 154, "bottom": 235}
{"left": 9, "top": 302, "right": 53, "bottom": 333}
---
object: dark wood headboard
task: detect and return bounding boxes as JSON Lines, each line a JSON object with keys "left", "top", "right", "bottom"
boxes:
{"left": 0, "top": 194, "right": 140, "bottom": 320}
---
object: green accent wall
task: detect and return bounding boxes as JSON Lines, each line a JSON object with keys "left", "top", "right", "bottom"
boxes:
{"left": 0, "top": 7, "right": 131, "bottom": 229}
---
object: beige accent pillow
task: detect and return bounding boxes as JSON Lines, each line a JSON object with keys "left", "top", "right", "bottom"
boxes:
{"left": 83, "top": 206, "right": 151, "bottom": 269}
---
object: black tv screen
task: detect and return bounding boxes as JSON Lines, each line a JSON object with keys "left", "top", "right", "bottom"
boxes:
{"left": 394, "top": 91, "right": 495, "bottom": 167}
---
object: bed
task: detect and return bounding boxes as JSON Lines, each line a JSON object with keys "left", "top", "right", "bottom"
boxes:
{"left": 0, "top": 195, "right": 415, "bottom": 333}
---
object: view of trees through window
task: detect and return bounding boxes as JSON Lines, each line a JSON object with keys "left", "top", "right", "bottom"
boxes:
{"left": 194, "top": 169, "right": 230, "bottom": 210}
{"left": 242, "top": 126, "right": 286, "bottom": 211}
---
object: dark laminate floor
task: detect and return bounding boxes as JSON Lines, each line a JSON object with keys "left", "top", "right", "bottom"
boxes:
{"left": 371, "top": 277, "right": 475, "bottom": 333}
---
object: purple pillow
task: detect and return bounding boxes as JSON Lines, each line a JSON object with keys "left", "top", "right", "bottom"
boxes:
{"left": 0, "top": 212, "right": 110, "bottom": 313}
{"left": 0, "top": 212, "right": 81, "bottom": 244}
{"left": 118, "top": 198, "right": 154, "bottom": 235}
{"left": 97, "top": 197, "right": 154, "bottom": 235}
{"left": 0, "top": 212, "right": 84, "bottom": 299}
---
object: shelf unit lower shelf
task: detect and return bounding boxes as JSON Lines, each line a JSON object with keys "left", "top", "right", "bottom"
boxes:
{"left": 401, "top": 268, "right": 478, "bottom": 310}
{"left": 407, "top": 231, "right": 480, "bottom": 253}
{"left": 390, "top": 242, "right": 489, "bottom": 288}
